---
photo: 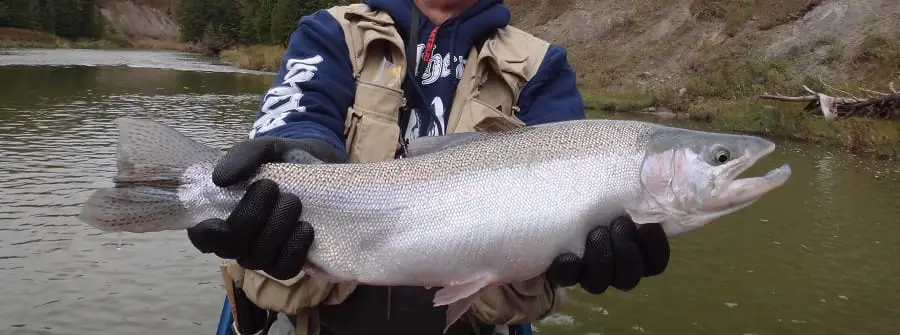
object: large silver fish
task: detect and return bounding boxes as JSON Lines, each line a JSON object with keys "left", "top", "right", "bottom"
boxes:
{"left": 79, "top": 117, "right": 792, "bottom": 331}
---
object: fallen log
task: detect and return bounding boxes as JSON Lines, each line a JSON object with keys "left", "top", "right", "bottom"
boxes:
{"left": 759, "top": 81, "right": 899, "bottom": 121}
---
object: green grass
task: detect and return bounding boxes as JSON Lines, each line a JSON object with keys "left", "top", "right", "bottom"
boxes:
{"left": 583, "top": 91, "right": 900, "bottom": 159}
{"left": 219, "top": 44, "right": 287, "bottom": 72}
{"left": 583, "top": 91, "right": 656, "bottom": 113}
{"left": 579, "top": 29, "right": 900, "bottom": 159}
{"left": 850, "top": 34, "right": 900, "bottom": 83}
{"left": 0, "top": 37, "right": 128, "bottom": 49}
{"left": 0, "top": 27, "right": 200, "bottom": 52}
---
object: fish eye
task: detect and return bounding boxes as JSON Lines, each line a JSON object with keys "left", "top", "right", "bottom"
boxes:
{"left": 714, "top": 150, "right": 731, "bottom": 164}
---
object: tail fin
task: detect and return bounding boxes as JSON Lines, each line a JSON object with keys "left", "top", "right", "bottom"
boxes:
{"left": 78, "top": 117, "right": 223, "bottom": 233}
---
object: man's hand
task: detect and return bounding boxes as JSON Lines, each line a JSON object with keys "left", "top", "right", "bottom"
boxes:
{"left": 186, "top": 137, "right": 346, "bottom": 280}
{"left": 546, "top": 216, "right": 670, "bottom": 293}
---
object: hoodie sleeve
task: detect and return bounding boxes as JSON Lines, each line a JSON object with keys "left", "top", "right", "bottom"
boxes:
{"left": 249, "top": 10, "right": 354, "bottom": 160}
{"left": 515, "top": 44, "right": 586, "bottom": 125}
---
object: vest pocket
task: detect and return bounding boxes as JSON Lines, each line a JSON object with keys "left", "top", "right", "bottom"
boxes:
{"left": 344, "top": 105, "right": 400, "bottom": 163}
{"left": 454, "top": 97, "right": 525, "bottom": 133}
{"left": 343, "top": 82, "right": 403, "bottom": 163}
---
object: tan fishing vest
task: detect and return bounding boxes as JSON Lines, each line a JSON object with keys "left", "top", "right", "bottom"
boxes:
{"left": 332, "top": 3, "right": 550, "bottom": 163}
{"left": 221, "top": 3, "right": 553, "bottom": 334}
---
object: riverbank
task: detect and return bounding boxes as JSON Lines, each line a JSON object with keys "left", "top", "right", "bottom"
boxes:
{"left": 218, "top": 45, "right": 286, "bottom": 72}
{"left": 584, "top": 93, "right": 900, "bottom": 159}
{"left": 0, "top": 28, "right": 202, "bottom": 53}
{"left": 582, "top": 44, "right": 899, "bottom": 159}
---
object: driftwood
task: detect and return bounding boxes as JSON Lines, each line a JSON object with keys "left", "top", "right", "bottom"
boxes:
{"left": 759, "top": 80, "right": 900, "bottom": 120}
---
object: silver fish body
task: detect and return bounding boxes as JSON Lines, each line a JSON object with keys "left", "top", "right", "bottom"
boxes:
{"left": 79, "top": 117, "right": 792, "bottom": 330}
{"left": 183, "top": 119, "right": 651, "bottom": 286}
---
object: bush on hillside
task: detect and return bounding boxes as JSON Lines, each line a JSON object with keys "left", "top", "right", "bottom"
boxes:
{"left": 177, "top": 0, "right": 354, "bottom": 52}
{"left": 0, "top": 0, "right": 104, "bottom": 40}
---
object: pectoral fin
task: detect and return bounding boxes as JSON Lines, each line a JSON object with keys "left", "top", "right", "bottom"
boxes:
{"left": 434, "top": 277, "right": 491, "bottom": 334}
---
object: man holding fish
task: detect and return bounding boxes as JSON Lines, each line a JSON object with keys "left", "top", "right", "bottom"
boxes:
{"left": 77, "top": 0, "right": 793, "bottom": 332}
{"left": 183, "top": 0, "right": 671, "bottom": 334}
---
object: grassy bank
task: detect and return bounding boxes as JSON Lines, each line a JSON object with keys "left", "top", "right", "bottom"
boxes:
{"left": 0, "top": 27, "right": 202, "bottom": 52}
{"left": 581, "top": 39, "right": 900, "bottom": 159}
{"left": 219, "top": 45, "right": 285, "bottom": 72}
{"left": 214, "top": 41, "right": 899, "bottom": 158}
{"left": 584, "top": 93, "right": 900, "bottom": 159}
{"left": 575, "top": 27, "right": 900, "bottom": 159}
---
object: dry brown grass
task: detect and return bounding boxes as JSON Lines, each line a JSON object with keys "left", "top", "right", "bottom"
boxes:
{"left": 96, "top": 0, "right": 180, "bottom": 14}
{"left": 219, "top": 45, "right": 287, "bottom": 72}
{"left": 502, "top": 0, "right": 900, "bottom": 157}
{"left": 507, "top": 0, "right": 576, "bottom": 26}
{"left": 0, "top": 28, "right": 60, "bottom": 43}
{"left": 0, "top": 27, "right": 198, "bottom": 52}
{"left": 128, "top": 37, "right": 203, "bottom": 52}
{"left": 848, "top": 33, "right": 900, "bottom": 84}
{"left": 690, "top": 0, "right": 822, "bottom": 34}
{"left": 0, "top": 28, "right": 119, "bottom": 49}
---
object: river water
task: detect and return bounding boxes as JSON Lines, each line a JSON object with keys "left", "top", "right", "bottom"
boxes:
{"left": 0, "top": 48, "right": 898, "bottom": 335}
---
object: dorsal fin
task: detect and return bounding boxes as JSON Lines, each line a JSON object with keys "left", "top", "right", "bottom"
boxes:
{"left": 404, "top": 132, "right": 483, "bottom": 157}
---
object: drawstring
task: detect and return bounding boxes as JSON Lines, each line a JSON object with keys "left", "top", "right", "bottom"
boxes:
{"left": 421, "top": 26, "right": 440, "bottom": 66}
{"left": 400, "top": 2, "right": 463, "bottom": 140}
{"left": 406, "top": 3, "right": 420, "bottom": 80}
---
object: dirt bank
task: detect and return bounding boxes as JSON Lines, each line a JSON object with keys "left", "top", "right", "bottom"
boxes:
{"left": 507, "top": 0, "right": 900, "bottom": 91}
{"left": 504, "top": 0, "right": 900, "bottom": 158}
{"left": 96, "top": 0, "right": 181, "bottom": 41}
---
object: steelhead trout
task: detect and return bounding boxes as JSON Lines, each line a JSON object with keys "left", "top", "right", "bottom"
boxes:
{"left": 79, "top": 117, "right": 792, "bottom": 331}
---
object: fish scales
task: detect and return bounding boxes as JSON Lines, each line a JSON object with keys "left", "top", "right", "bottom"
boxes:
{"left": 181, "top": 120, "right": 656, "bottom": 286}
{"left": 79, "top": 117, "right": 792, "bottom": 332}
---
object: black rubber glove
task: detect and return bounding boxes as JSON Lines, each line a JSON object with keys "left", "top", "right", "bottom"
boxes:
{"left": 546, "top": 216, "right": 670, "bottom": 294}
{"left": 186, "top": 136, "right": 347, "bottom": 280}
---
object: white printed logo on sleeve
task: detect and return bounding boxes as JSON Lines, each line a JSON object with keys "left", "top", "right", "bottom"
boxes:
{"left": 250, "top": 55, "right": 324, "bottom": 138}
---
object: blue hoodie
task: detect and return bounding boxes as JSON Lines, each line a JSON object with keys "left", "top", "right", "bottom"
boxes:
{"left": 248, "top": 0, "right": 585, "bottom": 160}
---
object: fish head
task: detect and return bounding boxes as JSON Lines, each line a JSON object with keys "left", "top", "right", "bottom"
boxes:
{"left": 630, "top": 127, "right": 792, "bottom": 237}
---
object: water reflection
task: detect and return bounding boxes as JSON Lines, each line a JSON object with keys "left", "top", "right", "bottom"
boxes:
{"left": 0, "top": 65, "right": 271, "bottom": 110}
{"left": 534, "top": 141, "right": 900, "bottom": 335}
{"left": 0, "top": 55, "right": 269, "bottom": 334}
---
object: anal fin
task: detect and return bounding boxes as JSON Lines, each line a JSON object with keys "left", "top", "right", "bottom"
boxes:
{"left": 434, "top": 277, "right": 491, "bottom": 334}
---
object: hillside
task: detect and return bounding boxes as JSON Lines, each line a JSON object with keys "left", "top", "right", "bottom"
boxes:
{"left": 506, "top": 0, "right": 900, "bottom": 94}
{"left": 503, "top": 0, "right": 899, "bottom": 158}
{"left": 67, "top": 0, "right": 900, "bottom": 93}
{"left": 0, "top": 0, "right": 184, "bottom": 49}
{"left": 95, "top": 0, "right": 180, "bottom": 40}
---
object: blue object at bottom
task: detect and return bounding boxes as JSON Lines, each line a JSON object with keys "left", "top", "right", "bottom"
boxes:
{"left": 217, "top": 297, "right": 234, "bottom": 335}
{"left": 511, "top": 323, "right": 533, "bottom": 335}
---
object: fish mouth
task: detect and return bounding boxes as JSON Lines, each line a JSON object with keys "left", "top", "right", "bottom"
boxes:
{"left": 724, "top": 138, "right": 777, "bottom": 182}
{"left": 716, "top": 139, "right": 791, "bottom": 209}
{"left": 726, "top": 163, "right": 792, "bottom": 203}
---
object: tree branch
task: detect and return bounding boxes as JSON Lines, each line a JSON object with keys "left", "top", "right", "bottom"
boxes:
{"left": 758, "top": 81, "right": 900, "bottom": 121}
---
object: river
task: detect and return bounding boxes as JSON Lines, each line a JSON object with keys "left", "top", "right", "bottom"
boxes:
{"left": 0, "top": 48, "right": 898, "bottom": 335}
